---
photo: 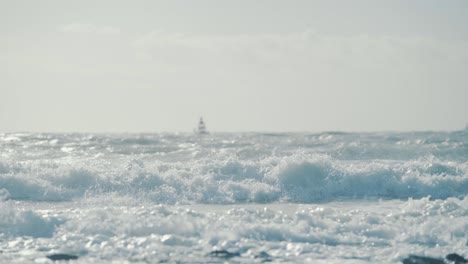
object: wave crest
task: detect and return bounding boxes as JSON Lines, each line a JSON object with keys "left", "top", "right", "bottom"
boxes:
{"left": 1, "top": 154, "right": 466, "bottom": 203}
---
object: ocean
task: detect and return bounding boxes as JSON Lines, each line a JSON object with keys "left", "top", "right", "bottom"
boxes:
{"left": 0, "top": 131, "right": 467, "bottom": 263}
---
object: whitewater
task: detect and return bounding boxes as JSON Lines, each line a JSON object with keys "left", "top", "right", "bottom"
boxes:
{"left": 0, "top": 131, "right": 467, "bottom": 263}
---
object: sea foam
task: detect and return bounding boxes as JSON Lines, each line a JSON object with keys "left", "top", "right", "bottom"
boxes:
{"left": 0, "top": 132, "right": 466, "bottom": 204}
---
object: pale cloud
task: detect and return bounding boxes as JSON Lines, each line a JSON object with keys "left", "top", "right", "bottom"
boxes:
{"left": 132, "top": 30, "right": 468, "bottom": 73}
{"left": 58, "top": 23, "right": 121, "bottom": 35}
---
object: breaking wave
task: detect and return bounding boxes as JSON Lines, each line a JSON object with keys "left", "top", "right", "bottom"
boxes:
{"left": 0, "top": 153, "right": 466, "bottom": 204}
{"left": 0, "top": 204, "right": 61, "bottom": 237}
{"left": 1, "top": 131, "right": 467, "bottom": 204}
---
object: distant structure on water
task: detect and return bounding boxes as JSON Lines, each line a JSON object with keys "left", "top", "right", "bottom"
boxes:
{"left": 197, "top": 117, "right": 209, "bottom": 135}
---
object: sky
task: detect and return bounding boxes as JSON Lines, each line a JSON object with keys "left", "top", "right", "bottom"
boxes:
{"left": 1, "top": 0, "right": 467, "bottom": 133}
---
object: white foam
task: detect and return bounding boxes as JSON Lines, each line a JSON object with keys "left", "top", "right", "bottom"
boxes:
{"left": 0, "top": 198, "right": 466, "bottom": 263}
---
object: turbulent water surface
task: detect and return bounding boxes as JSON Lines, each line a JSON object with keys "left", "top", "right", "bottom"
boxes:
{"left": 0, "top": 131, "right": 467, "bottom": 263}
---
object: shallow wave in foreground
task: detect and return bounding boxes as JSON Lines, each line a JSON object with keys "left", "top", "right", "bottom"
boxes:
{"left": 0, "top": 131, "right": 467, "bottom": 203}
{"left": 0, "top": 197, "right": 467, "bottom": 263}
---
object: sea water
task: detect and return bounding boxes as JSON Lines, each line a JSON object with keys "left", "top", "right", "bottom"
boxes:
{"left": 0, "top": 131, "right": 467, "bottom": 263}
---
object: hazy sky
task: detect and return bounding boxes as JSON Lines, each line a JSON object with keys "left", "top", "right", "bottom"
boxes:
{"left": 1, "top": 0, "right": 467, "bottom": 132}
